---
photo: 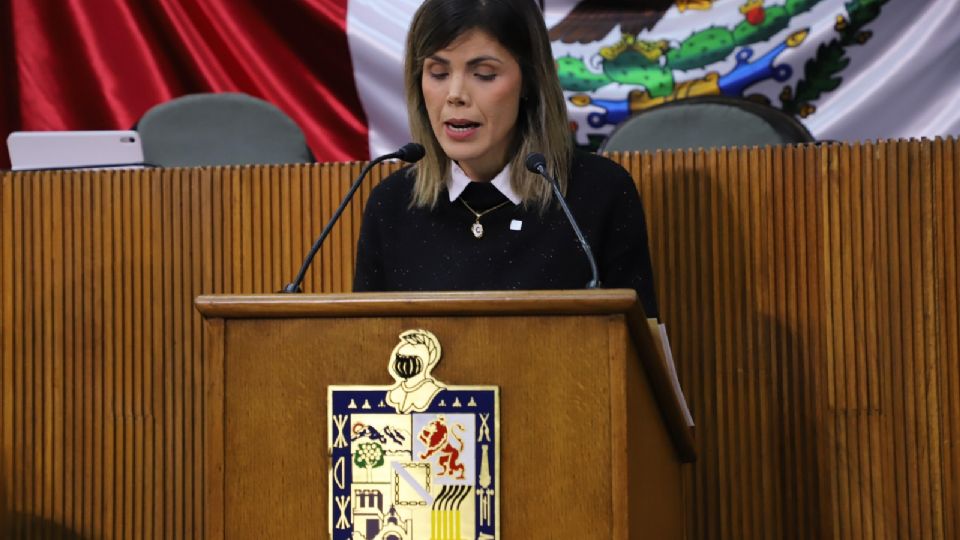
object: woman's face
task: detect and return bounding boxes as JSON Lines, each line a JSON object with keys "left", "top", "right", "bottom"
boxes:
{"left": 421, "top": 29, "right": 523, "bottom": 182}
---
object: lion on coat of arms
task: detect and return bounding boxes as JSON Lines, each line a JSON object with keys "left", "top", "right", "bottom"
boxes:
{"left": 418, "top": 415, "right": 466, "bottom": 480}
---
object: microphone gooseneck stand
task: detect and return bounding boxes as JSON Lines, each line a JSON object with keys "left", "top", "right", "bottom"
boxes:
{"left": 281, "top": 143, "right": 426, "bottom": 293}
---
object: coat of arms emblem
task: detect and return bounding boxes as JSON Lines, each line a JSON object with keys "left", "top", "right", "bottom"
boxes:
{"left": 329, "top": 329, "right": 500, "bottom": 539}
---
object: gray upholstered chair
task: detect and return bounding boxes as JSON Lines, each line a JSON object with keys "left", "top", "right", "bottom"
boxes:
{"left": 136, "top": 92, "right": 314, "bottom": 167}
{"left": 599, "top": 96, "right": 815, "bottom": 153}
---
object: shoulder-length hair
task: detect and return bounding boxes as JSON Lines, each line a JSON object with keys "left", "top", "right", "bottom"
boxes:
{"left": 404, "top": 0, "right": 573, "bottom": 210}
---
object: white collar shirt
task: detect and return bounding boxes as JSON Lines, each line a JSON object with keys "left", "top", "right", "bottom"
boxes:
{"left": 446, "top": 162, "right": 522, "bottom": 205}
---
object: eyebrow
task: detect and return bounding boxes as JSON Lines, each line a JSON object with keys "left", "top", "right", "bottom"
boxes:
{"left": 425, "top": 54, "right": 504, "bottom": 67}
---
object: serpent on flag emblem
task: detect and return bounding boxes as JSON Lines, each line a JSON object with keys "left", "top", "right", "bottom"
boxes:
{"left": 329, "top": 329, "right": 500, "bottom": 540}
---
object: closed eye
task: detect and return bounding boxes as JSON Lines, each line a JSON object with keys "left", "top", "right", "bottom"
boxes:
{"left": 475, "top": 73, "right": 496, "bottom": 81}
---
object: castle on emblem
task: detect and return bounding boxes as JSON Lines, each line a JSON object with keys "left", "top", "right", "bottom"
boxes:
{"left": 328, "top": 329, "right": 500, "bottom": 540}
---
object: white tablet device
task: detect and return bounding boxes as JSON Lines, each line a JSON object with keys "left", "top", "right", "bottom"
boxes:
{"left": 6, "top": 130, "right": 145, "bottom": 171}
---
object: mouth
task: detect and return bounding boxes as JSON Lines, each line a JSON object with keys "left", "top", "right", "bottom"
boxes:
{"left": 444, "top": 119, "right": 482, "bottom": 138}
{"left": 445, "top": 119, "right": 481, "bottom": 129}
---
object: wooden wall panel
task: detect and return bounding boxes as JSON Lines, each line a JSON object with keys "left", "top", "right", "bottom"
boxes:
{"left": 0, "top": 161, "right": 395, "bottom": 539}
{"left": 1, "top": 139, "right": 958, "bottom": 538}
{"left": 616, "top": 139, "right": 959, "bottom": 539}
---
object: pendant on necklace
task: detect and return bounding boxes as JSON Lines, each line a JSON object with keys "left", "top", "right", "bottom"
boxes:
{"left": 471, "top": 221, "right": 484, "bottom": 239}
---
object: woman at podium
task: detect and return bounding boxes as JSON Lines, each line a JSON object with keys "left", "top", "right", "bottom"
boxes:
{"left": 353, "top": 0, "right": 659, "bottom": 318}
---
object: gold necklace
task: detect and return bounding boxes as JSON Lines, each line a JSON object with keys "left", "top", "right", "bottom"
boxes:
{"left": 460, "top": 198, "right": 511, "bottom": 239}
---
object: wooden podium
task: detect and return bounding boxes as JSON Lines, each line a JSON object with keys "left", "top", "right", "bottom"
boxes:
{"left": 196, "top": 289, "right": 695, "bottom": 539}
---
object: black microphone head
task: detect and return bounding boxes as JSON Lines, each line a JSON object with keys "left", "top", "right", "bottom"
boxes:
{"left": 524, "top": 152, "right": 547, "bottom": 173}
{"left": 396, "top": 143, "right": 426, "bottom": 163}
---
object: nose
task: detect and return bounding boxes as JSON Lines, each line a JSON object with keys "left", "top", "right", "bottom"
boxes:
{"left": 446, "top": 73, "right": 467, "bottom": 106}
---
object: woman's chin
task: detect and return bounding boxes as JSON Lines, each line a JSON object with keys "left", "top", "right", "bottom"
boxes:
{"left": 438, "top": 143, "right": 483, "bottom": 164}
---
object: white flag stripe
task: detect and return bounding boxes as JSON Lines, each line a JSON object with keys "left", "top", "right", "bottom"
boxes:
{"left": 807, "top": 0, "right": 960, "bottom": 140}
{"left": 346, "top": 0, "right": 419, "bottom": 157}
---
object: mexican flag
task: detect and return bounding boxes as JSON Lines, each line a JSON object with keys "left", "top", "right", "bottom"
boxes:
{"left": 349, "top": 0, "right": 960, "bottom": 155}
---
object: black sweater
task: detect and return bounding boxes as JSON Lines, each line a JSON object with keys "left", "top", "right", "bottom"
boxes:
{"left": 353, "top": 151, "right": 659, "bottom": 318}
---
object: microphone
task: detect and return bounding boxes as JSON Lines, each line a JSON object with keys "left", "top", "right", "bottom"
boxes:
{"left": 282, "top": 143, "right": 426, "bottom": 293}
{"left": 525, "top": 152, "right": 601, "bottom": 289}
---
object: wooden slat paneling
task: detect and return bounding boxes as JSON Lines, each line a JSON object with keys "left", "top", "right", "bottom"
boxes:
{"left": 1, "top": 140, "right": 958, "bottom": 538}
{"left": 630, "top": 139, "right": 959, "bottom": 539}
{"left": 0, "top": 161, "right": 408, "bottom": 538}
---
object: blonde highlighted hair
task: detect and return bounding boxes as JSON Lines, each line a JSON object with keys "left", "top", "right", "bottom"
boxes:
{"left": 404, "top": 0, "right": 573, "bottom": 210}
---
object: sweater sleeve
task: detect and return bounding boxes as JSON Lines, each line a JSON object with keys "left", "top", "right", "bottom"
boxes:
{"left": 597, "top": 161, "right": 660, "bottom": 319}
{"left": 352, "top": 185, "right": 387, "bottom": 292}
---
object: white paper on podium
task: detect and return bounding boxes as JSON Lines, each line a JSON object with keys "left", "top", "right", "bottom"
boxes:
{"left": 649, "top": 320, "right": 695, "bottom": 427}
